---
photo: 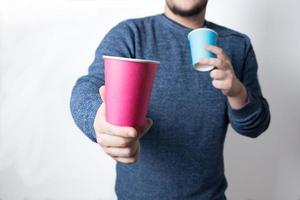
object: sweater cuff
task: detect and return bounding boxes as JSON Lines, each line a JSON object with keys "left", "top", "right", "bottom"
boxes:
{"left": 86, "top": 99, "right": 102, "bottom": 143}
{"left": 227, "top": 89, "right": 260, "bottom": 120}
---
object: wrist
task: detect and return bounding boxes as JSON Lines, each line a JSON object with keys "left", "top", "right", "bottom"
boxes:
{"left": 227, "top": 81, "right": 248, "bottom": 110}
{"left": 229, "top": 77, "right": 244, "bottom": 97}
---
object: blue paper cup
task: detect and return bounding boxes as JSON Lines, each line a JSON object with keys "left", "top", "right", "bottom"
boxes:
{"left": 188, "top": 28, "right": 218, "bottom": 72}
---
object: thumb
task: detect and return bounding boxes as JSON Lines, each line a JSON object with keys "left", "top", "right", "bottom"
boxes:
{"left": 99, "top": 85, "right": 105, "bottom": 103}
{"left": 138, "top": 118, "right": 153, "bottom": 138}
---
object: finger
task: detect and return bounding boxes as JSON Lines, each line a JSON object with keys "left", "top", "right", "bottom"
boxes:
{"left": 95, "top": 116, "right": 137, "bottom": 138}
{"left": 96, "top": 97, "right": 137, "bottom": 138}
{"left": 97, "top": 133, "right": 135, "bottom": 147}
{"left": 205, "top": 45, "right": 226, "bottom": 60}
{"left": 199, "top": 58, "right": 225, "bottom": 70}
{"left": 113, "top": 144, "right": 140, "bottom": 164}
{"left": 114, "top": 156, "right": 138, "bottom": 164}
{"left": 210, "top": 69, "right": 227, "bottom": 80}
{"left": 97, "top": 107, "right": 147, "bottom": 139}
{"left": 99, "top": 120, "right": 138, "bottom": 138}
{"left": 212, "top": 79, "right": 228, "bottom": 90}
{"left": 99, "top": 85, "right": 105, "bottom": 102}
{"left": 104, "top": 142, "right": 139, "bottom": 158}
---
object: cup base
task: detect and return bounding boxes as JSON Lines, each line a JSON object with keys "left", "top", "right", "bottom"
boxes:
{"left": 193, "top": 63, "right": 215, "bottom": 72}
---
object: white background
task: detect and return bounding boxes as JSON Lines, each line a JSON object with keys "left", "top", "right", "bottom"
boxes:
{"left": 0, "top": 0, "right": 300, "bottom": 199}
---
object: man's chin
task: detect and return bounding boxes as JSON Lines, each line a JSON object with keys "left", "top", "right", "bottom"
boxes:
{"left": 167, "top": 0, "right": 208, "bottom": 17}
{"left": 173, "top": 9, "right": 202, "bottom": 17}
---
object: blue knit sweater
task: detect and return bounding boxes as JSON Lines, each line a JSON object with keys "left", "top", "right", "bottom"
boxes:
{"left": 70, "top": 14, "right": 270, "bottom": 200}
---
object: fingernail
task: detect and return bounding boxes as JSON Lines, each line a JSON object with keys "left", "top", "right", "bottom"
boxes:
{"left": 129, "top": 130, "right": 137, "bottom": 137}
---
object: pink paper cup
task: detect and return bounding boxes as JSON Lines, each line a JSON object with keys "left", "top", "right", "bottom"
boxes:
{"left": 103, "top": 55, "right": 159, "bottom": 127}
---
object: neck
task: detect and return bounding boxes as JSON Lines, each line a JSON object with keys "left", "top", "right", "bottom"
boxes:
{"left": 164, "top": 5, "right": 206, "bottom": 29}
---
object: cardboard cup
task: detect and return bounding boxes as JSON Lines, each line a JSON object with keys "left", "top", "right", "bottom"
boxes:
{"left": 103, "top": 55, "right": 159, "bottom": 127}
{"left": 188, "top": 28, "right": 218, "bottom": 72}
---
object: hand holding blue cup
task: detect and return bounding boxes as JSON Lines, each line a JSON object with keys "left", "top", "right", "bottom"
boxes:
{"left": 188, "top": 28, "right": 218, "bottom": 72}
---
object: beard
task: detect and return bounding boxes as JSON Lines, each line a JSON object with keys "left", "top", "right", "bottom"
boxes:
{"left": 166, "top": 0, "right": 208, "bottom": 17}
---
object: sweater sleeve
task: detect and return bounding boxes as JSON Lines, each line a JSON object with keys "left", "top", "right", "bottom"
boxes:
{"left": 227, "top": 36, "right": 271, "bottom": 138}
{"left": 70, "top": 21, "right": 135, "bottom": 142}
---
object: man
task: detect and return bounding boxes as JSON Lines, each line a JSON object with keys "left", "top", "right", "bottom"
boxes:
{"left": 70, "top": 0, "right": 271, "bottom": 199}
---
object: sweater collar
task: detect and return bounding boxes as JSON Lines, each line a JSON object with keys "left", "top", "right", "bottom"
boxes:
{"left": 159, "top": 13, "right": 223, "bottom": 37}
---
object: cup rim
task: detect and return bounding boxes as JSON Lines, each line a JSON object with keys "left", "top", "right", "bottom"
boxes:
{"left": 103, "top": 55, "right": 160, "bottom": 64}
{"left": 187, "top": 28, "right": 218, "bottom": 39}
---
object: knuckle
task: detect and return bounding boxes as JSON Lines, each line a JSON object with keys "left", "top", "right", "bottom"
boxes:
{"left": 119, "top": 140, "right": 127, "bottom": 147}
{"left": 124, "top": 148, "right": 132, "bottom": 157}
{"left": 130, "top": 129, "right": 138, "bottom": 137}
{"left": 119, "top": 138, "right": 130, "bottom": 147}
{"left": 128, "top": 127, "right": 135, "bottom": 133}
{"left": 125, "top": 127, "right": 136, "bottom": 137}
